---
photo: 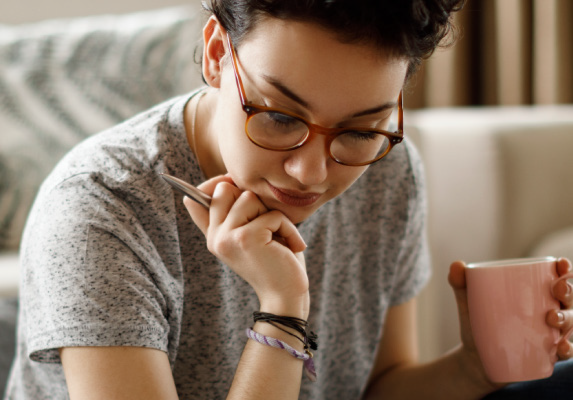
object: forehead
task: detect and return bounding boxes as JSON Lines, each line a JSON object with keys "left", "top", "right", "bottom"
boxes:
{"left": 233, "top": 18, "right": 408, "bottom": 116}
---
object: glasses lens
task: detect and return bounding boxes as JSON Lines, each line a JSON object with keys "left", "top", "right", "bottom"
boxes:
{"left": 247, "top": 111, "right": 308, "bottom": 149}
{"left": 330, "top": 131, "right": 390, "bottom": 165}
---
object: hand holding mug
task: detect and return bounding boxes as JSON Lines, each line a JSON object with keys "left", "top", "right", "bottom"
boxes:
{"left": 464, "top": 257, "right": 573, "bottom": 382}
{"left": 545, "top": 258, "right": 573, "bottom": 360}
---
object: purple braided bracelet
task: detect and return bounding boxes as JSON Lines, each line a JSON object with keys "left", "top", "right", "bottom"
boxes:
{"left": 246, "top": 328, "right": 317, "bottom": 382}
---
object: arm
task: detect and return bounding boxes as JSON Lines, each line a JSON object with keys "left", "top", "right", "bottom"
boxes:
{"left": 365, "top": 259, "right": 573, "bottom": 400}
{"left": 185, "top": 176, "right": 310, "bottom": 400}
{"left": 58, "top": 174, "right": 308, "bottom": 400}
{"left": 362, "top": 299, "right": 497, "bottom": 400}
{"left": 226, "top": 320, "right": 307, "bottom": 399}
{"left": 60, "top": 347, "right": 178, "bottom": 400}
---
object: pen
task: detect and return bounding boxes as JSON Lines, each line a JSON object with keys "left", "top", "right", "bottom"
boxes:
{"left": 159, "top": 173, "right": 212, "bottom": 209}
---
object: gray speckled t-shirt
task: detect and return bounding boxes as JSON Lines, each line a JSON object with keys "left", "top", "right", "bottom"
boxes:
{"left": 5, "top": 90, "right": 430, "bottom": 400}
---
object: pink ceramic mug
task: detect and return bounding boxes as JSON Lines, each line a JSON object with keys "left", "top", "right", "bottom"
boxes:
{"left": 466, "top": 256, "right": 573, "bottom": 382}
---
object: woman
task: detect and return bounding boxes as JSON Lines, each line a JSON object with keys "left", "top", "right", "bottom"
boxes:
{"left": 6, "top": 1, "right": 573, "bottom": 399}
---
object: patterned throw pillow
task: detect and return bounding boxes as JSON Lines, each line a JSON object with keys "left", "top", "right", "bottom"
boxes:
{"left": 0, "top": 5, "right": 204, "bottom": 250}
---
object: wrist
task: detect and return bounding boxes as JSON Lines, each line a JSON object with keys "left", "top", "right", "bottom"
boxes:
{"left": 258, "top": 294, "right": 310, "bottom": 320}
{"left": 258, "top": 290, "right": 310, "bottom": 320}
{"left": 252, "top": 321, "right": 303, "bottom": 351}
{"left": 247, "top": 311, "right": 318, "bottom": 382}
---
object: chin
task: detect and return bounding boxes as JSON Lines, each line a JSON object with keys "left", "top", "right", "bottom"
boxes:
{"left": 276, "top": 204, "right": 319, "bottom": 225}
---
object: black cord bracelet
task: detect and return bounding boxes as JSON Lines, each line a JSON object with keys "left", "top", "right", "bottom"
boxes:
{"left": 253, "top": 311, "right": 318, "bottom": 351}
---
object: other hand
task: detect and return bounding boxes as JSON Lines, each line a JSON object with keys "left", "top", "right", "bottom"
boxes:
{"left": 546, "top": 258, "right": 573, "bottom": 360}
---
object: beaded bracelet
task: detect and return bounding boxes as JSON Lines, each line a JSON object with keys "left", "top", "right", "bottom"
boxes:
{"left": 246, "top": 328, "right": 317, "bottom": 382}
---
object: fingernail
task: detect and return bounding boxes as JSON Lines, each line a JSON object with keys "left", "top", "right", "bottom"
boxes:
{"left": 557, "top": 312, "right": 565, "bottom": 323}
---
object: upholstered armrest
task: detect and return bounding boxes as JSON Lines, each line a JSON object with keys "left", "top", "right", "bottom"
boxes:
{"left": 406, "top": 105, "right": 573, "bottom": 362}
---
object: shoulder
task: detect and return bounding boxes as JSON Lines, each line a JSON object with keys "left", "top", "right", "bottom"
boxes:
{"left": 23, "top": 94, "right": 197, "bottom": 250}
{"left": 40, "top": 94, "right": 193, "bottom": 197}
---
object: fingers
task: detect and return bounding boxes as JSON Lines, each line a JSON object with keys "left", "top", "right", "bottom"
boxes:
{"left": 553, "top": 258, "right": 573, "bottom": 308}
{"left": 546, "top": 308, "right": 573, "bottom": 361}
{"left": 556, "top": 257, "right": 572, "bottom": 276}
{"left": 548, "top": 258, "right": 573, "bottom": 360}
{"left": 183, "top": 175, "right": 235, "bottom": 234}
{"left": 247, "top": 211, "right": 307, "bottom": 253}
{"left": 556, "top": 337, "right": 573, "bottom": 360}
{"left": 186, "top": 176, "right": 305, "bottom": 254}
{"left": 550, "top": 309, "right": 573, "bottom": 360}
{"left": 553, "top": 279, "right": 573, "bottom": 309}
{"left": 546, "top": 309, "right": 573, "bottom": 331}
{"left": 211, "top": 184, "right": 267, "bottom": 229}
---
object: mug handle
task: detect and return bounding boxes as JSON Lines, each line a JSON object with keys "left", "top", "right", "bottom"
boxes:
{"left": 551, "top": 271, "right": 573, "bottom": 343}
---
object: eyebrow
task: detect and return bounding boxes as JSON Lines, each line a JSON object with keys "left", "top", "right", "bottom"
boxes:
{"left": 262, "top": 74, "right": 397, "bottom": 118}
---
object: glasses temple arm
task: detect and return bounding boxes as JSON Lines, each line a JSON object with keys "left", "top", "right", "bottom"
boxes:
{"left": 226, "top": 33, "right": 248, "bottom": 106}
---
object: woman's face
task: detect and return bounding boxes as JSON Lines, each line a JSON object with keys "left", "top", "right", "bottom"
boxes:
{"left": 204, "top": 18, "right": 408, "bottom": 224}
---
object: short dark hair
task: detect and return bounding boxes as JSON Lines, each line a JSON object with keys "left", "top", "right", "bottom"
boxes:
{"left": 203, "top": 0, "right": 465, "bottom": 78}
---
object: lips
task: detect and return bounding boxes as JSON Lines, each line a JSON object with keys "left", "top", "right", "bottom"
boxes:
{"left": 267, "top": 182, "right": 322, "bottom": 207}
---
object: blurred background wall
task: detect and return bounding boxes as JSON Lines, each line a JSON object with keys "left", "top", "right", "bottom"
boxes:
{"left": 3, "top": 0, "right": 572, "bottom": 109}
{"left": 0, "top": 0, "right": 193, "bottom": 24}
{"left": 408, "top": 0, "right": 573, "bottom": 108}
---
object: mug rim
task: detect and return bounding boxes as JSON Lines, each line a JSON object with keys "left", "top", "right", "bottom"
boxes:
{"left": 467, "top": 256, "right": 557, "bottom": 269}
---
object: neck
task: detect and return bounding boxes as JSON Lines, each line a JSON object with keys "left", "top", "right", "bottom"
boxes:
{"left": 185, "top": 89, "right": 224, "bottom": 179}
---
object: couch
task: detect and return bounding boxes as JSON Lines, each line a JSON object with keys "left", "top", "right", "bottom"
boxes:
{"left": 2, "top": 5, "right": 573, "bottom": 395}
{"left": 407, "top": 107, "right": 573, "bottom": 361}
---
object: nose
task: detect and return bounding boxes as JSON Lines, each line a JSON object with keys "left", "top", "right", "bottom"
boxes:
{"left": 283, "top": 134, "right": 330, "bottom": 186}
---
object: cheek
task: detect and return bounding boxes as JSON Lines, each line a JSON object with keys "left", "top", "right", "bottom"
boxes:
{"left": 332, "top": 166, "right": 368, "bottom": 194}
{"left": 220, "top": 135, "right": 277, "bottom": 183}
{"left": 213, "top": 99, "right": 253, "bottom": 167}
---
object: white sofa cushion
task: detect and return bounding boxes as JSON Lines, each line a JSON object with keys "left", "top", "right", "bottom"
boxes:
{"left": 530, "top": 227, "right": 573, "bottom": 262}
{"left": 497, "top": 124, "right": 573, "bottom": 258}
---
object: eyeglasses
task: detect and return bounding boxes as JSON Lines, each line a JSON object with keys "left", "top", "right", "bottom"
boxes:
{"left": 226, "top": 33, "right": 404, "bottom": 167}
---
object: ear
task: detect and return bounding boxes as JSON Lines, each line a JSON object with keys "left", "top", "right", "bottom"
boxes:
{"left": 202, "top": 16, "right": 228, "bottom": 88}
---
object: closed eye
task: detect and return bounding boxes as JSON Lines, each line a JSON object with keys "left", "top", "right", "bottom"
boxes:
{"left": 264, "top": 111, "right": 300, "bottom": 128}
{"left": 343, "top": 131, "right": 380, "bottom": 141}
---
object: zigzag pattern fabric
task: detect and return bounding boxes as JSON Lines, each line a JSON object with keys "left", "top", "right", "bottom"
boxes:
{"left": 0, "top": 6, "right": 203, "bottom": 250}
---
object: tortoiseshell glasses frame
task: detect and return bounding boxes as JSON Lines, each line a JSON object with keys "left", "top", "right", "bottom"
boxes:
{"left": 226, "top": 33, "right": 404, "bottom": 166}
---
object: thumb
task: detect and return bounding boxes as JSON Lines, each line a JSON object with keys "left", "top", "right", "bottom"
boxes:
{"left": 448, "top": 260, "right": 474, "bottom": 347}
{"left": 448, "top": 260, "right": 467, "bottom": 290}
{"left": 448, "top": 260, "right": 468, "bottom": 317}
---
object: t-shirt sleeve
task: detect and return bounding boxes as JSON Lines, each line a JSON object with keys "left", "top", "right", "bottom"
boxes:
{"left": 21, "top": 173, "right": 171, "bottom": 363}
{"left": 388, "top": 141, "right": 431, "bottom": 306}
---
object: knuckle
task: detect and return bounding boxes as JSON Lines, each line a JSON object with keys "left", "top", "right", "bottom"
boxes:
{"left": 232, "top": 228, "right": 255, "bottom": 250}
{"left": 238, "top": 191, "right": 266, "bottom": 213}
{"left": 266, "top": 209, "right": 288, "bottom": 222}
{"left": 214, "top": 181, "right": 237, "bottom": 199}
{"left": 207, "top": 233, "right": 233, "bottom": 258}
{"left": 207, "top": 229, "right": 253, "bottom": 257}
{"left": 240, "top": 190, "right": 257, "bottom": 201}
